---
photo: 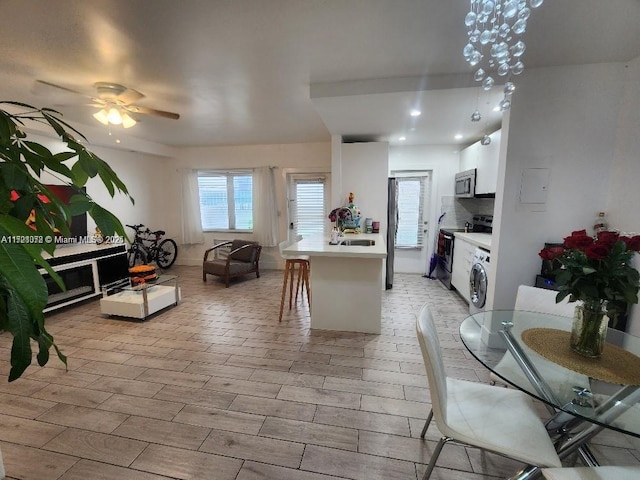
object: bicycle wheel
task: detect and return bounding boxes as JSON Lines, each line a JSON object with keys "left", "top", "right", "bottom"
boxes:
{"left": 128, "top": 247, "right": 148, "bottom": 267}
{"left": 156, "top": 239, "right": 178, "bottom": 268}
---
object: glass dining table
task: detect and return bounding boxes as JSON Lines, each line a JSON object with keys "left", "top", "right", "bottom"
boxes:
{"left": 460, "top": 310, "right": 640, "bottom": 479}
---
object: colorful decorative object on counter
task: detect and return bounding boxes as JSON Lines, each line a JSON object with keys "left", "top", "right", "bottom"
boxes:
{"left": 328, "top": 192, "right": 362, "bottom": 232}
{"left": 539, "top": 229, "right": 640, "bottom": 357}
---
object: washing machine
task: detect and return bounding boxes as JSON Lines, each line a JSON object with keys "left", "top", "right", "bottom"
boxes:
{"left": 469, "top": 247, "right": 490, "bottom": 314}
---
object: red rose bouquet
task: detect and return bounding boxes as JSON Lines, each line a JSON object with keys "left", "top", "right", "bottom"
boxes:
{"left": 539, "top": 230, "right": 640, "bottom": 320}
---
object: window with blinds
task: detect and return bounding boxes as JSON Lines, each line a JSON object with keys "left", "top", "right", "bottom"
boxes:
{"left": 290, "top": 177, "right": 326, "bottom": 237}
{"left": 198, "top": 172, "right": 253, "bottom": 231}
{"left": 396, "top": 176, "right": 425, "bottom": 248}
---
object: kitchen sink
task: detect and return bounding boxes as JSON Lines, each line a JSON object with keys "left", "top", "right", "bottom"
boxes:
{"left": 338, "top": 239, "right": 376, "bottom": 246}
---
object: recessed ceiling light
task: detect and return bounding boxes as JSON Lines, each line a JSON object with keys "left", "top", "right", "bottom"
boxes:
{"left": 454, "top": 134, "right": 463, "bottom": 140}
{"left": 410, "top": 109, "right": 421, "bottom": 117}
{"left": 493, "top": 105, "right": 501, "bottom": 112}
{"left": 399, "top": 136, "right": 407, "bottom": 141}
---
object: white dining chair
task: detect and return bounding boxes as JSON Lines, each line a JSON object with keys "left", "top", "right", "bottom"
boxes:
{"left": 542, "top": 466, "right": 640, "bottom": 480}
{"left": 490, "top": 285, "right": 590, "bottom": 397}
{"left": 416, "top": 304, "right": 561, "bottom": 480}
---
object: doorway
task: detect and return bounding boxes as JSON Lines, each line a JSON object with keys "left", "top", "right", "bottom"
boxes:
{"left": 286, "top": 173, "right": 330, "bottom": 241}
{"left": 391, "top": 171, "right": 432, "bottom": 274}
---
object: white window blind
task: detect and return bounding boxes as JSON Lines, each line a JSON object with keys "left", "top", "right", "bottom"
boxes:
{"left": 198, "top": 172, "right": 253, "bottom": 231}
{"left": 293, "top": 179, "right": 326, "bottom": 237}
{"left": 396, "top": 176, "right": 425, "bottom": 248}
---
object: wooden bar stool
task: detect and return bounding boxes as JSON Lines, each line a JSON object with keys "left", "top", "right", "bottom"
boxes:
{"left": 278, "top": 237, "right": 310, "bottom": 322}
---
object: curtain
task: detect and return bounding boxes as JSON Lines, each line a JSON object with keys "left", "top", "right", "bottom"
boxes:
{"left": 253, "top": 166, "right": 278, "bottom": 247}
{"left": 179, "top": 168, "right": 204, "bottom": 245}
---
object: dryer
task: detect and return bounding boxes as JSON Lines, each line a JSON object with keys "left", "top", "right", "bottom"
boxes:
{"left": 469, "top": 248, "right": 490, "bottom": 314}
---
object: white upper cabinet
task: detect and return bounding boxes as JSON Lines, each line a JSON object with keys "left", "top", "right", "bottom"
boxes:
{"left": 459, "top": 129, "right": 501, "bottom": 196}
{"left": 459, "top": 140, "right": 480, "bottom": 173}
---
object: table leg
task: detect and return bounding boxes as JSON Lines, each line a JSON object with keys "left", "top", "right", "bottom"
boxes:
{"left": 500, "top": 324, "right": 604, "bottom": 470}
{"left": 500, "top": 325, "right": 559, "bottom": 410}
{"left": 501, "top": 324, "right": 640, "bottom": 478}
{"left": 506, "top": 465, "right": 543, "bottom": 480}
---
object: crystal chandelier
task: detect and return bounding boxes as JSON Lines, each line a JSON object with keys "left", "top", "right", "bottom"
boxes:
{"left": 463, "top": 0, "right": 544, "bottom": 113}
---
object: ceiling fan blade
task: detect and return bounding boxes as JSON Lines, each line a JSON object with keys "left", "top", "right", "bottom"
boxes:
{"left": 126, "top": 105, "right": 180, "bottom": 120}
{"left": 34, "top": 79, "right": 87, "bottom": 96}
{"left": 93, "top": 82, "right": 144, "bottom": 105}
{"left": 115, "top": 88, "right": 144, "bottom": 105}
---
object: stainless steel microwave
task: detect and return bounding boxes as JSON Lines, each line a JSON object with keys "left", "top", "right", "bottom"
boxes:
{"left": 455, "top": 168, "right": 476, "bottom": 198}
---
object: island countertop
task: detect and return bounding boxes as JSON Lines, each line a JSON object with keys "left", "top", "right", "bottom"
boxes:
{"left": 282, "top": 233, "right": 387, "bottom": 259}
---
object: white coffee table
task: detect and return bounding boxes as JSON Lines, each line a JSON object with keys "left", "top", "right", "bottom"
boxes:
{"left": 100, "top": 275, "right": 180, "bottom": 319}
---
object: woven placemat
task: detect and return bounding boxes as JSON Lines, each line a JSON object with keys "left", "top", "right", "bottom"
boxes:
{"left": 521, "top": 328, "right": 640, "bottom": 386}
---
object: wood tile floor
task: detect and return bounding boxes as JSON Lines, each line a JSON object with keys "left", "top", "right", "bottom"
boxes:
{"left": 0, "top": 266, "right": 638, "bottom": 479}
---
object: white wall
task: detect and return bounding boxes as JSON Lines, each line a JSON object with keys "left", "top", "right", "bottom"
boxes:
{"left": 606, "top": 56, "right": 640, "bottom": 335}
{"left": 24, "top": 133, "right": 163, "bottom": 242}
{"left": 606, "top": 56, "right": 640, "bottom": 233}
{"left": 389, "top": 144, "right": 460, "bottom": 274}
{"left": 86, "top": 145, "right": 166, "bottom": 235}
{"left": 340, "top": 142, "right": 389, "bottom": 240}
{"left": 490, "top": 62, "right": 628, "bottom": 312}
{"left": 162, "top": 142, "right": 331, "bottom": 267}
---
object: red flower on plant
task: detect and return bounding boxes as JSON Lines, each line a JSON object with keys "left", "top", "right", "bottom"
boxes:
{"left": 585, "top": 244, "right": 610, "bottom": 260}
{"left": 539, "top": 246, "right": 564, "bottom": 260}
{"left": 563, "top": 230, "right": 594, "bottom": 250}
{"left": 541, "top": 229, "right": 640, "bottom": 311}
{"left": 596, "top": 231, "right": 619, "bottom": 247}
{"left": 621, "top": 235, "right": 640, "bottom": 252}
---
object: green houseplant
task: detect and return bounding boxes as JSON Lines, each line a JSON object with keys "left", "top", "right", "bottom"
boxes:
{"left": 0, "top": 101, "right": 132, "bottom": 381}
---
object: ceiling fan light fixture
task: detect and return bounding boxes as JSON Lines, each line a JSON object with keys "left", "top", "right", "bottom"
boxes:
{"left": 120, "top": 112, "right": 136, "bottom": 128}
{"left": 106, "top": 107, "right": 123, "bottom": 125}
{"left": 93, "top": 109, "right": 110, "bottom": 125}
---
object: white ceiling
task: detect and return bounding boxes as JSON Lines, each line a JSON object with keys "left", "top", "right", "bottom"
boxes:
{"left": 1, "top": 0, "right": 639, "bottom": 151}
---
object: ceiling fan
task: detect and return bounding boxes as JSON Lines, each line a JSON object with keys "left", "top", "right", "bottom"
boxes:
{"left": 34, "top": 80, "right": 180, "bottom": 128}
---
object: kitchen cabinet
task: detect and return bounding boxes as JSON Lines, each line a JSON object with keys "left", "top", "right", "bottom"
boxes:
{"left": 459, "top": 129, "right": 501, "bottom": 196}
{"left": 459, "top": 141, "right": 480, "bottom": 173}
{"left": 451, "top": 236, "right": 476, "bottom": 303}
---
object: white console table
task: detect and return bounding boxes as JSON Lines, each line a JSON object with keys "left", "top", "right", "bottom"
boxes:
{"left": 41, "top": 243, "right": 128, "bottom": 313}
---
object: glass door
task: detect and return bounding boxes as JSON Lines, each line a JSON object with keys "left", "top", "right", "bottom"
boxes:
{"left": 287, "top": 173, "right": 330, "bottom": 240}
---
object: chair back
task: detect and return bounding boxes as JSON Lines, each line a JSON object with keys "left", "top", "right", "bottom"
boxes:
{"left": 279, "top": 239, "right": 292, "bottom": 257}
{"left": 416, "top": 304, "right": 448, "bottom": 425}
{"left": 279, "top": 235, "right": 304, "bottom": 260}
{"left": 229, "top": 240, "right": 259, "bottom": 264}
{"left": 515, "top": 285, "right": 574, "bottom": 317}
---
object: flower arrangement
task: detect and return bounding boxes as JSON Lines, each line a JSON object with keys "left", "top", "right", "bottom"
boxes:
{"left": 539, "top": 229, "right": 640, "bottom": 320}
{"left": 328, "top": 192, "right": 361, "bottom": 231}
{"left": 539, "top": 229, "right": 640, "bottom": 356}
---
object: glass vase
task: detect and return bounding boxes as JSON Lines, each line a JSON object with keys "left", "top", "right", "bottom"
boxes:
{"left": 570, "top": 302, "right": 609, "bottom": 358}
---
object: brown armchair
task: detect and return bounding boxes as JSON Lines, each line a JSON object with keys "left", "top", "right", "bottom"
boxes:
{"left": 203, "top": 240, "right": 262, "bottom": 287}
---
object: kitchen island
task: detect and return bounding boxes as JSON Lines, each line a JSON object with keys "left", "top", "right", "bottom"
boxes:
{"left": 282, "top": 233, "right": 387, "bottom": 334}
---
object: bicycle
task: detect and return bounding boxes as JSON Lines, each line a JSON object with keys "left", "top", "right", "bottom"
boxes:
{"left": 126, "top": 224, "right": 178, "bottom": 269}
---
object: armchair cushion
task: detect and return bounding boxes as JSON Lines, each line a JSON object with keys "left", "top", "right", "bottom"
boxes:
{"left": 229, "top": 240, "right": 259, "bottom": 263}
{"left": 203, "top": 239, "right": 261, "bottom": 287}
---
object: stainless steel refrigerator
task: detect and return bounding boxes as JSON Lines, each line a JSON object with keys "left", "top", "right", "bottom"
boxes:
{"left": 386, "top": 178, "right": 398, "bottom": 289}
